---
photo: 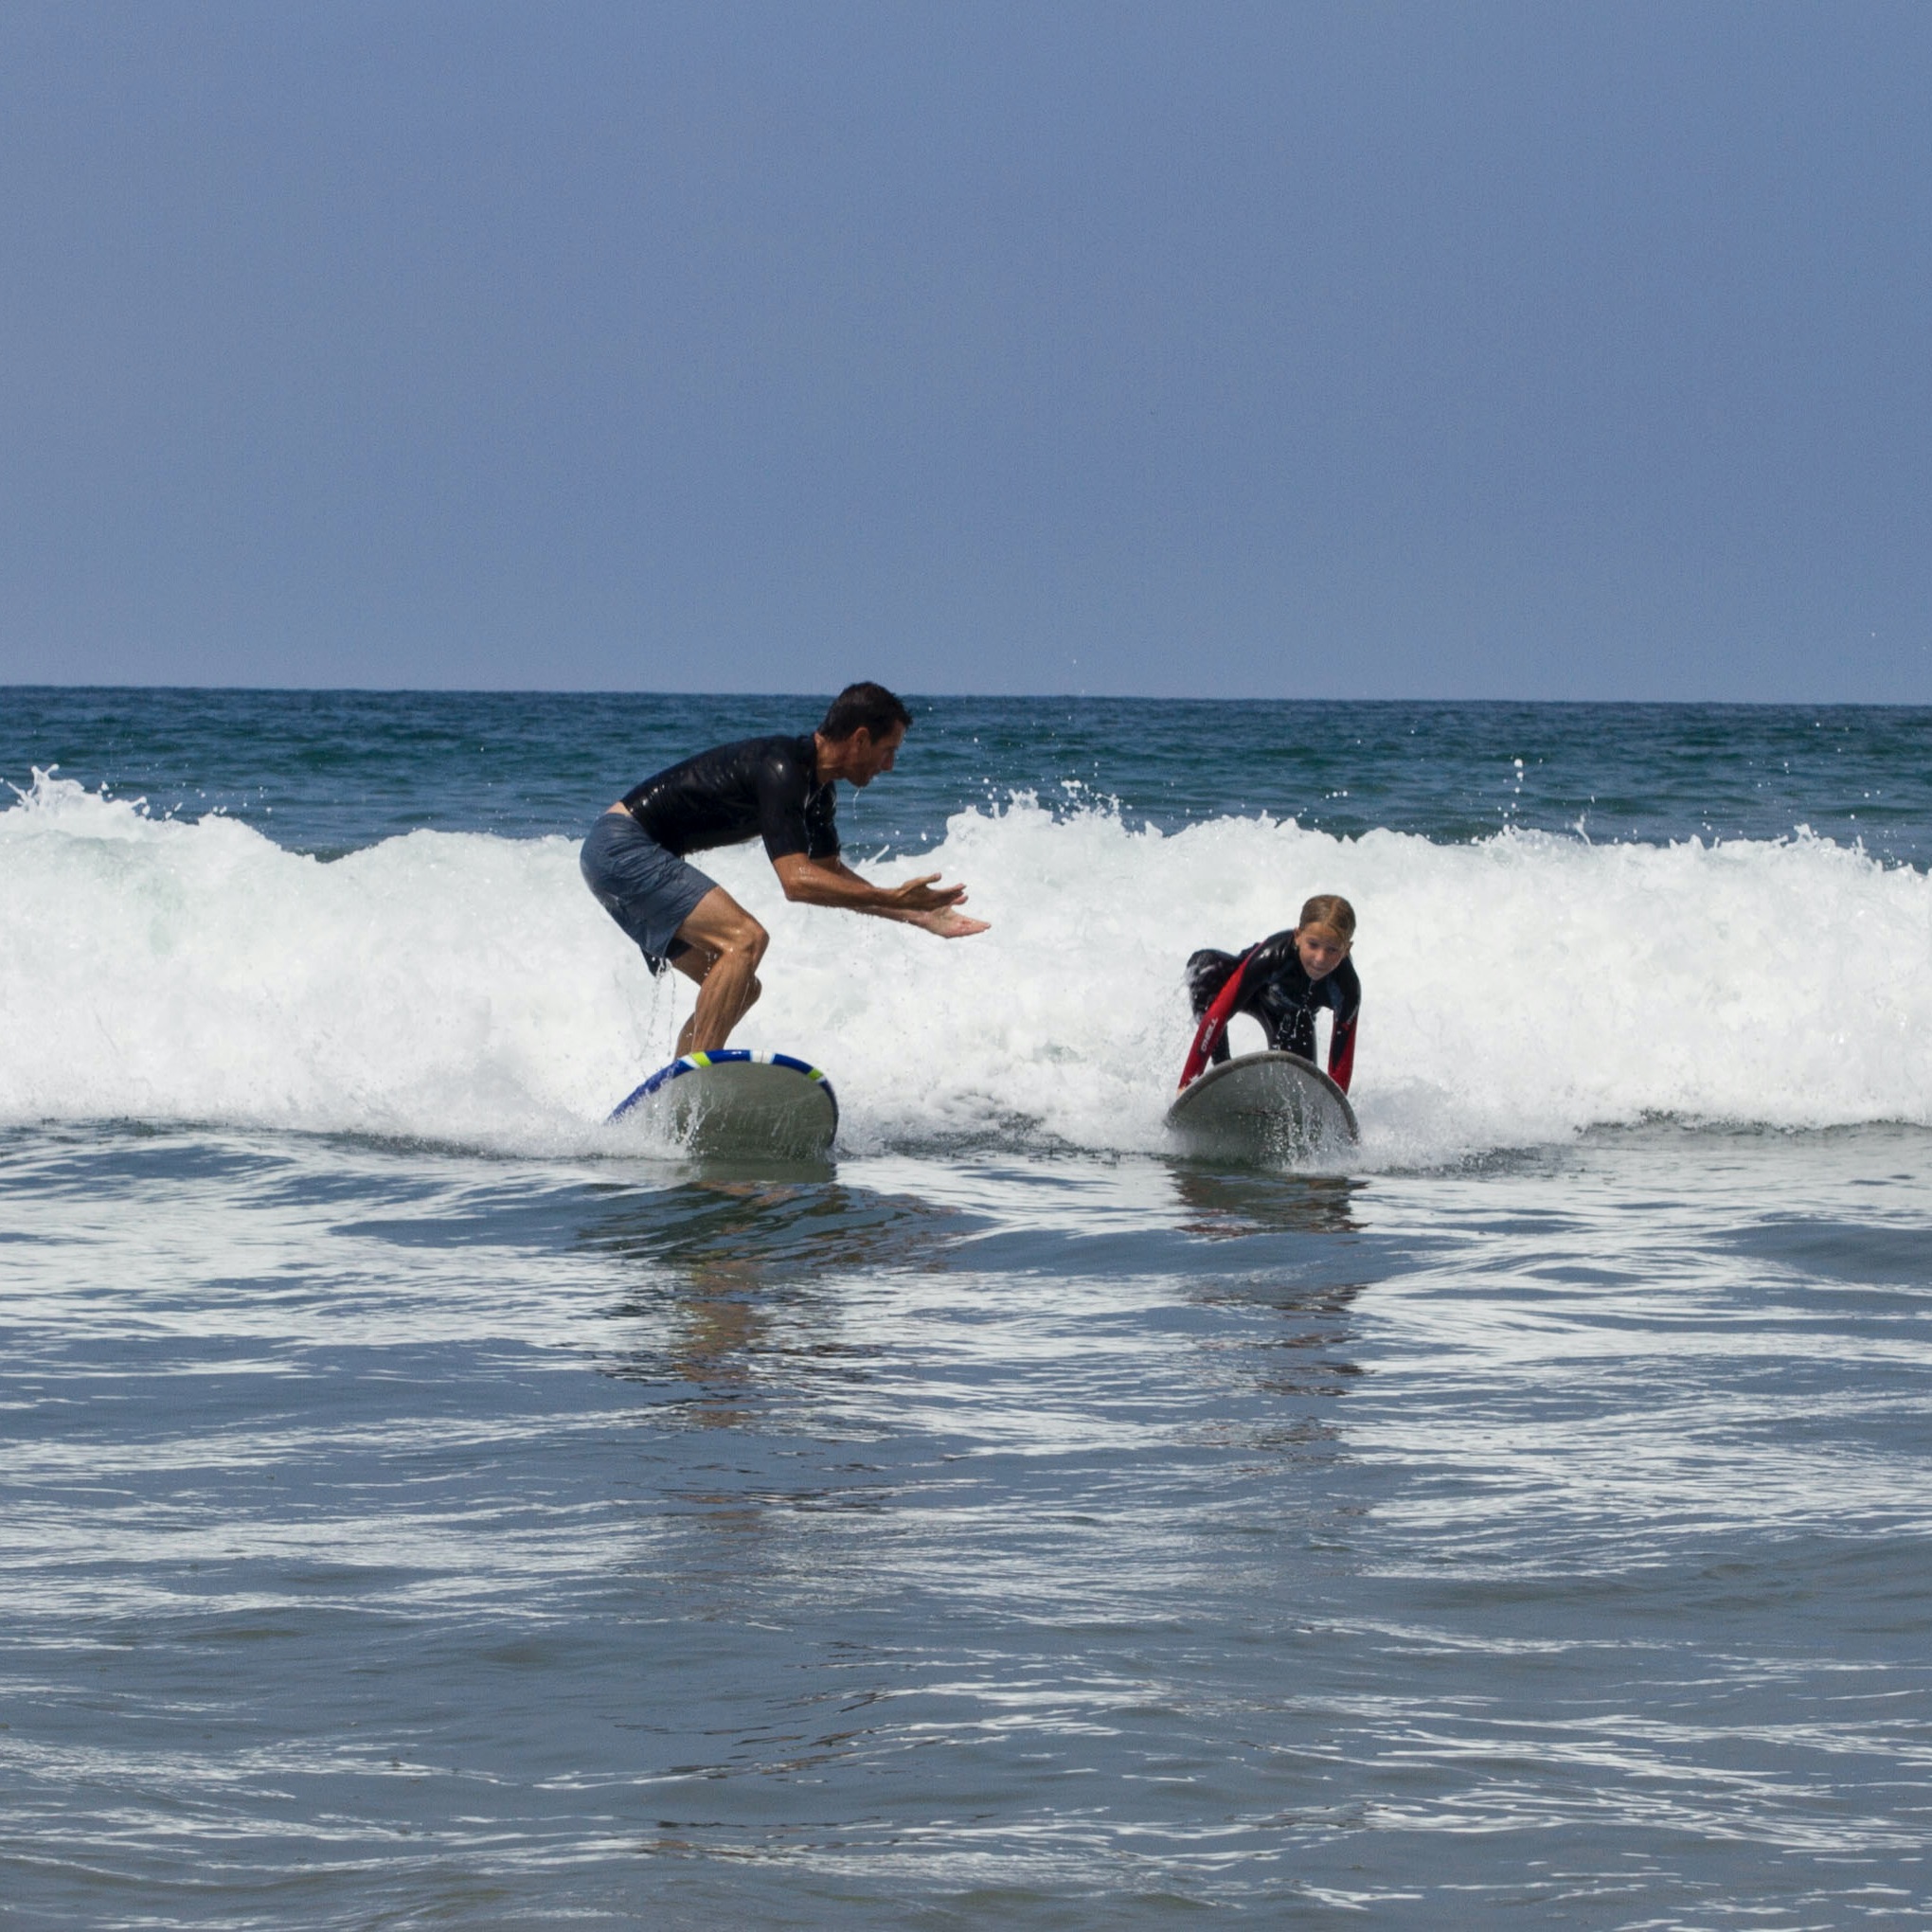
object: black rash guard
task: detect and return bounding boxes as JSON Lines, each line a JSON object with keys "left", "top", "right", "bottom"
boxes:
{"left": 1187, "top": 931, "right": 1360, "bottom": 1090}
{"left": 621, "top": 735, "right": 840, "bottom": 863}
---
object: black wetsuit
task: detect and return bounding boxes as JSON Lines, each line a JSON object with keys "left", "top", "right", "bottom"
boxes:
{"left": 1187, "top": 932, "right": 1360, "bottom": 1090}
{"left": 621, "top": 735, "right": 841, "bottom": 863}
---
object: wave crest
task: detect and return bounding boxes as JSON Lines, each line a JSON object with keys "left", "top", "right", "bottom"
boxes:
{"left": 3, "top": 773, "right": 1927, "bottom": 1158}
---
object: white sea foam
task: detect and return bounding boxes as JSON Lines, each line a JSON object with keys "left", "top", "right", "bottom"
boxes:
{"left": 3, "top": 771, "right": 1929, "bottom": 1162}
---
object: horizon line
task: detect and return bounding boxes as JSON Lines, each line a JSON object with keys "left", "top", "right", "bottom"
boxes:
{"left": 4, "top": 682, "right": 1928, "bottom": 712}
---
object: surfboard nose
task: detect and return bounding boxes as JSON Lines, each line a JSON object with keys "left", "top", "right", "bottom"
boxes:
{"left": 608, "top": 1049, "right": 838, "bottom": 1157}
{"left": 1165, "top": 1049, "right": 1358, "bottom": 1164}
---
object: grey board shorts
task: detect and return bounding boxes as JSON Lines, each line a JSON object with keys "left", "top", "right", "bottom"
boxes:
{"left": 580, "top": 810, "right": 719, "bottom": 974}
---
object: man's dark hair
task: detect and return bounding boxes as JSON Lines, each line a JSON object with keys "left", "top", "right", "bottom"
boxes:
{"left": 819, "top": 681, "right": 912, "bottom": 742}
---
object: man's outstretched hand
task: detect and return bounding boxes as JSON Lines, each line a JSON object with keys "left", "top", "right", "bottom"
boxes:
{"left": 885, "top": 871, "right": 966, "bottom": 913}
{"left": 887, "top": 873, "right": 989, "bottom": 938}
{"left": 772, "top": 854, "right": 990, "bottom": 934}
{"left": 905, "top": 906, "right": 991, "bottom": 939}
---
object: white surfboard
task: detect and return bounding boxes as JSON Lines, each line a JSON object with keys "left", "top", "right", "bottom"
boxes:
{"left": 609, "top": 1050, "right": 838, "bottom": 1158}
{"left": 1166, "top": 1050, "right": 1358, "bottom": 1162}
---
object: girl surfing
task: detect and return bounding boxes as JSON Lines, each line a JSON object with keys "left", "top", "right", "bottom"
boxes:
{"left": 1179, "top": 894, "right": 1360, "bottom": 1092}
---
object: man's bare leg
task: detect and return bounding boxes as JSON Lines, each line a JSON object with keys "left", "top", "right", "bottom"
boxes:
{"left": 670, "top": 951, "right": 763, "bottom": 1056}
{"left": 668, "top": 887, "right": 768, "bottom": 1055}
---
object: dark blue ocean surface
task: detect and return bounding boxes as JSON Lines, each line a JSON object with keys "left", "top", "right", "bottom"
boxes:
{"left": 7, "top": 687, "right": 1930, "bottom": 861}
{"left": 3, "top": 690, "right": 1930, "bottom": 1927}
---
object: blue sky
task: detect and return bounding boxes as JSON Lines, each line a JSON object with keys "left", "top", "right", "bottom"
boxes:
{"left": 2, "top": 1, "right": 1927, "bottom": 699}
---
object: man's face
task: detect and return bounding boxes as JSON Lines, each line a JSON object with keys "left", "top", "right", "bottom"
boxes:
{"left": 1295, "top": 927, "right": 1350, "bottom": 981}
{"left": 843, "top": 724, "right": 904, "bottom": 787}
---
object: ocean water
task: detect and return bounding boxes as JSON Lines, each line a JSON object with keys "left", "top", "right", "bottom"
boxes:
{"left": 3, "top": 689, "right": 1930, "bottom": 1928}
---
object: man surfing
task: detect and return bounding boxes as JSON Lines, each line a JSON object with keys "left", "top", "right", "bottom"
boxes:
{"left": 581, "top": 683, "right": 987, "bottom": 1055}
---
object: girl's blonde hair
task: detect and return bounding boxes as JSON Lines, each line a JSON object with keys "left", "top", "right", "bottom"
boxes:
{"left": 1297, "top": 894, "right": 1355, "bottom": 942}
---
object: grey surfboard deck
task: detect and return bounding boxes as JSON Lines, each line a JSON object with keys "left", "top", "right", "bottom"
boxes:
{"left": 1166, "top": 1050, "right": 1358, "bottom": 1161}
{"left": 610, "top": 1050, "right": 838, "bottom": 1158}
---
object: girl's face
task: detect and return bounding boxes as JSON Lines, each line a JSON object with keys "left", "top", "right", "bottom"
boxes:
{"left": 1295, "top": 927, "right": 1350, "bottom": 981}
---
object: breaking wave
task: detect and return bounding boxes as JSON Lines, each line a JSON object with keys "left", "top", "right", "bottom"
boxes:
{"left": 4, "top": 771, "right": 1929, "bottom": 1162}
